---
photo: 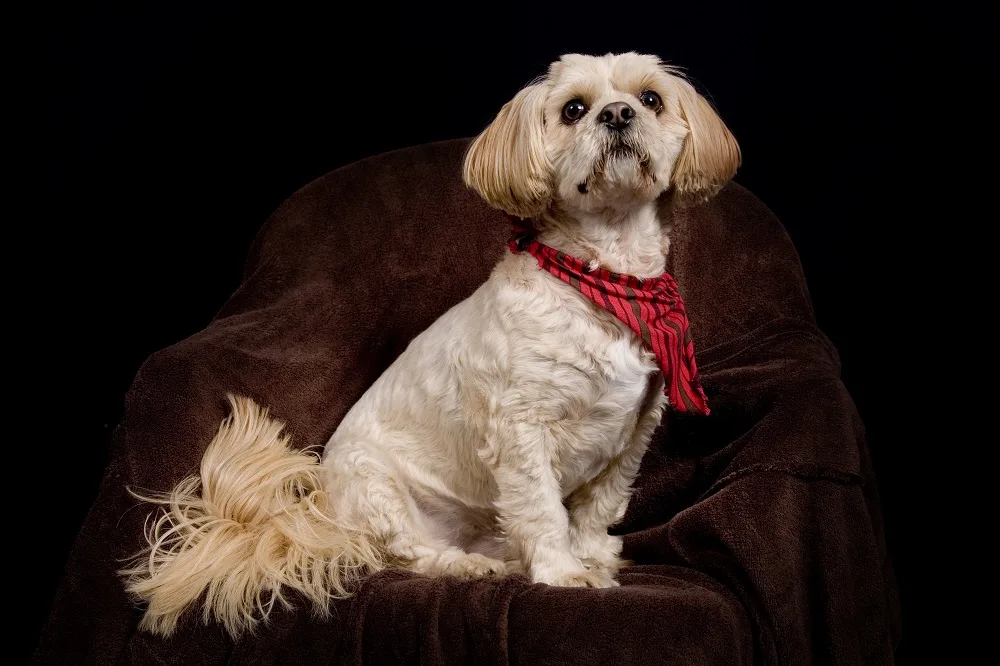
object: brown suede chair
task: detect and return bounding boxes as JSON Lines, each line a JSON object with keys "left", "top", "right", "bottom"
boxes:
{"left": 35, "top": 139, "right": 899, "bottom": 664}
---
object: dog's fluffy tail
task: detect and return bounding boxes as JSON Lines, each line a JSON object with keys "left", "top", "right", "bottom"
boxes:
{"left": 121, "top": 395, "right": 384, "bottom": 637}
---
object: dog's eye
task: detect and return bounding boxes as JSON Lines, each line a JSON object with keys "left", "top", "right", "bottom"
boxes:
{"left": 561, "top": 99, "right": 587, "bottom": 123}
{"left": 638, "top": 90, "right": 663, "bottom": 113}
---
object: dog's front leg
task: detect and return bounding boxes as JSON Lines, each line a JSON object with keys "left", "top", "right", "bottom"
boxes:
{"left": 566, "top": 377, "right": 668, "bottom": 576}
{"left": 485, "top": 417, "right": 618, "bottom": 588}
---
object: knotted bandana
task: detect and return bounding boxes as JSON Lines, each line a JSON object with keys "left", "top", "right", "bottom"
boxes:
{"left": 508, "top": 223, "right": 709, "bottom": 415}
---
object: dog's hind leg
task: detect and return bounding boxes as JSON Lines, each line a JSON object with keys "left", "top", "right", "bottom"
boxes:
{"left": 325, "top": 444, "right": 508, "bottom": 580}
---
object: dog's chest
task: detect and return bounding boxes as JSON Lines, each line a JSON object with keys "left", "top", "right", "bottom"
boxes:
{"left": 524, "top": 283, "right": 664, "bottom": 493}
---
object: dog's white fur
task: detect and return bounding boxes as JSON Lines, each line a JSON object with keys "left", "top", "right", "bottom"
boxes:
{"left": 123, "top": 52, "right": 740, "bottom": 636}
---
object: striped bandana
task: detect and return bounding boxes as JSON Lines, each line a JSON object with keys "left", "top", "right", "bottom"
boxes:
{"left": 508, "top": 223, "right": 710, "bottom": 415}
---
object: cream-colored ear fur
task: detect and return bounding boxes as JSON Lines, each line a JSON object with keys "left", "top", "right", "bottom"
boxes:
{"left": 463, "top": 79, "right": 553, "bottom": 218}
{"left": 669, "top": 77, "right": 741, "bottom": 200}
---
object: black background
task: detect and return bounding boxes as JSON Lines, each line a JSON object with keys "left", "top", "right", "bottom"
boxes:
{"left": 39, "top": 1, "right": 944, "bottom": 661}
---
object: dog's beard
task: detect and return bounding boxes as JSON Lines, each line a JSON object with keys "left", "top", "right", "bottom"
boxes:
{"left": 577, "top": 132, "right": 656, "bottom": 198}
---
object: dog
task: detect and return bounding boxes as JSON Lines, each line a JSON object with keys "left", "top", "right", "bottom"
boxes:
{"left": 123, "top": 51, "right": 740, "bottom": 637}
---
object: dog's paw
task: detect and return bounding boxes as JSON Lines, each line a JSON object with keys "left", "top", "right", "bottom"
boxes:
{"left": 571, "top": 532, "right": 628, "bottom": 575}
{"left": 581, "top": 555, "right": 630, "bottom": 576}
{"left": 410, "top": 549, "right": 508, "bottom": 579}
{"left": 540, "top": 569, "right": 619, "bottom": 588}
{"left": 444, "top": 552, "right": 508, "bottom": 579}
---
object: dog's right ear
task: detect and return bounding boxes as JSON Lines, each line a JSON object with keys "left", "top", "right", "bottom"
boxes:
{"left": 463, "top": 79, "right": 553, "bottom": 219}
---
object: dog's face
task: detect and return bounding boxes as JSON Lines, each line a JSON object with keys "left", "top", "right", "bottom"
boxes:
{"left": 464, "top": 52, "right": 741, "bottom": 218}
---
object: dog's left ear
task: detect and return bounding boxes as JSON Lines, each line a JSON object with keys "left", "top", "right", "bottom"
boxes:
{"left": 463, "top": 79, "right": 553, "bottom": 218}
{"left": 669, "top": 77, "right": 741, "bottom": 201}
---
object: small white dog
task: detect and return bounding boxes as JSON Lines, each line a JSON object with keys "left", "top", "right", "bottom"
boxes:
{"left": 125, "top": 51, "right": 740, "bottom": 637}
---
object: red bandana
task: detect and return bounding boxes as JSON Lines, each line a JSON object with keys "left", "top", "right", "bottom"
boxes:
{"left": 508, "top": 223, "right": 710, "bottom": 415}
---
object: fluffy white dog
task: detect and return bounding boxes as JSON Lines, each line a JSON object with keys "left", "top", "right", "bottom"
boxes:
{"left": 124, "top": 51, "right": 740, "bottom": 637}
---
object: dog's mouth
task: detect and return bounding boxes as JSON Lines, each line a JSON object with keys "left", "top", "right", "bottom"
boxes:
{"left": 577, "top": 137, "right": 654, "bottom": 194}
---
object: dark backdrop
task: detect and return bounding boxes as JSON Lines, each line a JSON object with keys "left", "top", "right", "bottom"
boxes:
{"left": 40, "top": 2, "right": 933, "bottom": 661}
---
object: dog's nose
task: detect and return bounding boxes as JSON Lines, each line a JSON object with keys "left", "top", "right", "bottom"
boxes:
{"left": 598, "top": 102, "right": 635, "bottom": 129}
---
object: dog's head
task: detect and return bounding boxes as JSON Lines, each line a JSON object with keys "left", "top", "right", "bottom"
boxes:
{"left": 464, "top": 52, "right": 740, "bottom": 218}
